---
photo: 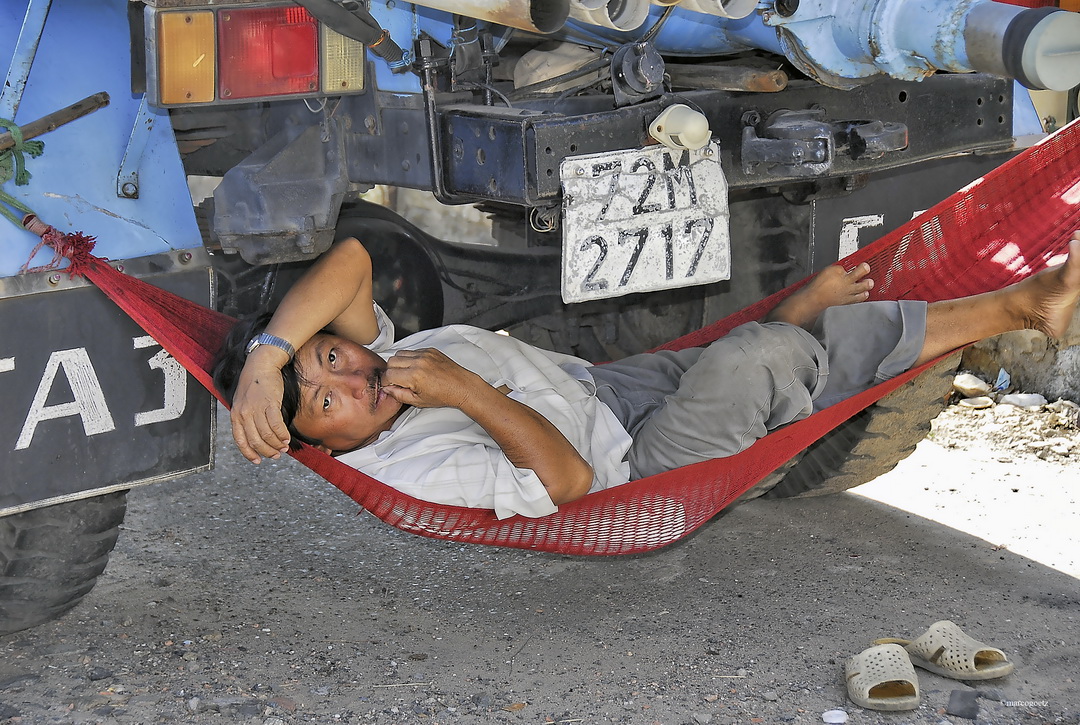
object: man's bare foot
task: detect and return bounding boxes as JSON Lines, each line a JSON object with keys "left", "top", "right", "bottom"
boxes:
{"left": 765, "top": 262, "right": 875, "bottom": 330}
{"left": 1011, "top": 234, "right": 1080, "bottom": 339}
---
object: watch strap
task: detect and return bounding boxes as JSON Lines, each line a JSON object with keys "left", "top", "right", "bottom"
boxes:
{"left": 246, "top": 332, "right": 296, "bottom": 361}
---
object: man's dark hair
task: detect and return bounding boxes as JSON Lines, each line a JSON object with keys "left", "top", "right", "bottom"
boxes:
{"left": 212, "top": 314, "right": 320, "bottom": 450}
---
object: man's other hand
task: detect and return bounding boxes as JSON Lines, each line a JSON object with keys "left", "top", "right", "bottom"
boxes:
{"left": 383, "top": 348, "right": 488, "bottom": 410}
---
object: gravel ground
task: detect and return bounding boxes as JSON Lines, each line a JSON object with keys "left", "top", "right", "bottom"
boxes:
{"left": 1, "top": 402, "right": 1077, "bottom": 725}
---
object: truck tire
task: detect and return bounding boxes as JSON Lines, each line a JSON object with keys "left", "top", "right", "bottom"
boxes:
{"left": 0, "top": 491, "right": 127, "bottom": 636}
{"left": 759, "top": 352, "right": 962, "bottom": 499}
{"left": 334, "top": 212, "right": 444, "bottom": 337}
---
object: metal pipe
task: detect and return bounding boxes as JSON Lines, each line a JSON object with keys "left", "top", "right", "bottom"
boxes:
{"left": 0, "top": 0, "right": 54, "bottom": 120}
{"left": 0, "top": 92, "right": 110, "bottom": 153}
{"left": 766, "top": 0, "right": 1080, "bottom": 91}
{"left": 966, "top": 4, "right": 1080, "bottom": 91}
{"left": 569, "top": 0, "right": 651, "bottom": 31}
{"left": 565, "top": 0, "right": 1080, "bottom": 90}
{"left": 561, "top": 7, "right": 780, "bottom": 58}
{"left": 678, "top": 0, "right": 758, "bottom": 20}
{"left": 874, "top": 0, "right": 1080, "bottom": 91}
{"left": 665, "top": 62, "right": 787, "bottom": 92}
{"left": 406, "top": 0, "right": 569, "bottom": 35}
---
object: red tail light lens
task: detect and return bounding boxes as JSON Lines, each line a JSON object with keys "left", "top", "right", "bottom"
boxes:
{"left": 217, "top": 6, "right": 319, "bottom": 100}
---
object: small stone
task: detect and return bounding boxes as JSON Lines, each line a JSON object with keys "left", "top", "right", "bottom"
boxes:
{"left": 215, "top": 697, "right": 262, "bottom": 718}
{"left": 264, "top": 718, "right": 286, "bottom": 725}
{"left": 736, "top": 668, "right": 749, "bottom": 677}
{"left": 1047, "top": 399, "right": 1080, "bottom": 425}
{"left": 187, "top": 696, "right": 201, "bottom": 713}
{"left": 269, "top": 696, "right": 297, "bottom": 713}
{"left": 953, "top": 373, "right": 991, "bottom": 397}
{"left": 946, "top": 689, "right": 980, "bottom": 719}
{"left": 821, "top": 709, "right": 848, "bottom": 724}
{"left": 992, "top": 402, "right": 1021, "bottom": 416}
{"left": 692, "top": 713, "right": 713, "bottom": 724}
{"left": 958, "top": 396, "right": 994, "bottom": 409}
{"left": 471, "top": 693, "right": 494, "bottom": 708}
{"left": 86, "top": 667, "right": 113, "bottom": 681}
{"left": 999, "top": 393, "right": 1047, "bottom": 409}
{"left": 761, "top": 690, "right": 779, "bottom": 701}
{"left": 977, "top": 688, "right": 1004, "bottom": 701}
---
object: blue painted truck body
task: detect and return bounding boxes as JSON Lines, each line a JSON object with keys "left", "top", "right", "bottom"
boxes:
{"left": 1, "top": 0, "right": 213, "bottom": 518}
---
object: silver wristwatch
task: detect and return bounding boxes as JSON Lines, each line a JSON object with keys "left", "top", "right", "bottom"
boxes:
{"left": 245, "top": 332, "right": 296, "bottom": 361}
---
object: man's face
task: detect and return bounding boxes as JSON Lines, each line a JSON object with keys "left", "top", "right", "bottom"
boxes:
{"left": 291, "top": 333, "right": 404, "bottom": 452}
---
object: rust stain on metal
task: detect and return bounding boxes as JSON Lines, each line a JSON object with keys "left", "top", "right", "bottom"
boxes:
{"left": 482, "top": 1, "right": 527, "bottom": 31}
{"left": 748, "top": 70, "right": 788, "bottom": 93}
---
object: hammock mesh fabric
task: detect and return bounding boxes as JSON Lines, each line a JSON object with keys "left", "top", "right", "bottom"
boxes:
{"left": 63, "top": 118, "right": 1080, "bottom": 556}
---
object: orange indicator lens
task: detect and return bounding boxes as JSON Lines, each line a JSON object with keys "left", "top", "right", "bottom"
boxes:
{"left": 157, "top": 11, "right": 216, "bottom": 104}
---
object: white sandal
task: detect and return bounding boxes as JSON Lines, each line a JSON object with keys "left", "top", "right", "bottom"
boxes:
{"left": 845, "top": 643, "right": 920, "bottom": 711}
{"left": 875, "top": 620, "right": 1014, "bottom": 681}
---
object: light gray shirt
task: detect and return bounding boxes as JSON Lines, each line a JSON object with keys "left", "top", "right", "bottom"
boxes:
{"left": 336, "top": 306, "right": 632, "bottom": 519}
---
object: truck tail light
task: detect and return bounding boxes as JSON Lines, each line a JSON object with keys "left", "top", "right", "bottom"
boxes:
{"left": 147, "top": 4, "right": 368, "bottom": 107}
{"left": 156, "top": 11, "right": 216, "bottom": 105}
{"left": 321, "top": 24, "right": 366, "bottom": 94}
{"left": 218, "top": 7, "right": 319, "bottom": 100}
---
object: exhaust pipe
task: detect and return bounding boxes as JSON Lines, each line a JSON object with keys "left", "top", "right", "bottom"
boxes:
{"left": 964, "top": 5, "right": 1080, "bottom": 91}
{"left": 569, "top": 0, "right": 651, "bottom": 31}
{"left": 677, "top": 0, "right": 758, "bottom": 20}
{"left": 766, "top": 0, "right": 1080, "bottom": 91}
{"left": 407, "top": 0, "right": 569, "bottom": 34}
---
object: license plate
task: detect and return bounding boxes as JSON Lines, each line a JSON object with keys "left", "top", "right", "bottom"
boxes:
{"left": 0, "top": 259, "right": 214, "bottom": 515}
{"left": 560, "top": 142, "right": 730, "bottom": 303}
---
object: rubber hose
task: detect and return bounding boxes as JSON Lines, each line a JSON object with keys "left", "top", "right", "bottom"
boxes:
{"left": 293, "top": 0, "right": 405, "bottom": 65}
{"left": 293, "top": 0, "right": 379, "bottom": 43}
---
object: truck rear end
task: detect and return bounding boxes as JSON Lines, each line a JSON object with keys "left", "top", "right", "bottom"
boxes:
{"left": 2, "top": 0, "right": 1077, "bottom": 635}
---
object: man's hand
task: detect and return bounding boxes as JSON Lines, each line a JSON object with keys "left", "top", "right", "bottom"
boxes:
{"left": 230, "top": 347, "right": 291, "bottom": 463}
{"left": 382, "top": 348, "right": 486, "bottom": 409}
{"left": 383, "top": 347, "right": 594, "bottom": 506}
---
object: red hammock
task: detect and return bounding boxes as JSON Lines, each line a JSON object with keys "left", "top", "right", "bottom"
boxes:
{"left": 38, "top": 118, "right": 1080, "bottom": 556}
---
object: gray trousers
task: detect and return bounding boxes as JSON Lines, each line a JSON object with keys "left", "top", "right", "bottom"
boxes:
{"left": 590, "top": 300, "right": 928, "bottom": 479}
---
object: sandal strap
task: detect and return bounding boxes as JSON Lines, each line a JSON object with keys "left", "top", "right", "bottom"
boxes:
{"left": 906, "top": 620, "right": 1008, "bottom": 674}
{"left": 845, "top": 643, "right": 919, "bottom": 704}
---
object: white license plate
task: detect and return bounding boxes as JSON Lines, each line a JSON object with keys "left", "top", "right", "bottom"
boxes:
{"left": 560, "top": 142, "right": 730, "bottom": 304}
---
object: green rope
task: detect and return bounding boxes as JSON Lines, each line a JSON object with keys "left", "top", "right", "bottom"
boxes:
{"left": 0, "top": 117, "right": 43, "bottom": 226}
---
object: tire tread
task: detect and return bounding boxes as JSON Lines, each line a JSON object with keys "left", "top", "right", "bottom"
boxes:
{"left": 0, "top": 492, "right": 127, "bottom": 636}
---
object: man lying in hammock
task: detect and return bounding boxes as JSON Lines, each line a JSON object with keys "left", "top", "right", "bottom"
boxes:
{"left": 214, "top": 233, "right": 1080, "bottom": 519}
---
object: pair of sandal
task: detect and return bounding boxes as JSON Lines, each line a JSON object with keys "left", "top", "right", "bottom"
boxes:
{"left": 845, "top": 620, "right": 1015, "bottom": 711}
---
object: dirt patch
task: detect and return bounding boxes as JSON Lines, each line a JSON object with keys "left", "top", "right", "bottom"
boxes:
{"left": 932, "top": 373, "right": 1080, "bottom": 463}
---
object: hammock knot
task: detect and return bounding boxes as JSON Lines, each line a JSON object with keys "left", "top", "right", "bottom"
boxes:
{"left": 19, "top": 214, "right": 98, "bottom": 277}
{"left": 0, "top": 117, "right": 42, "bottom": 225}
